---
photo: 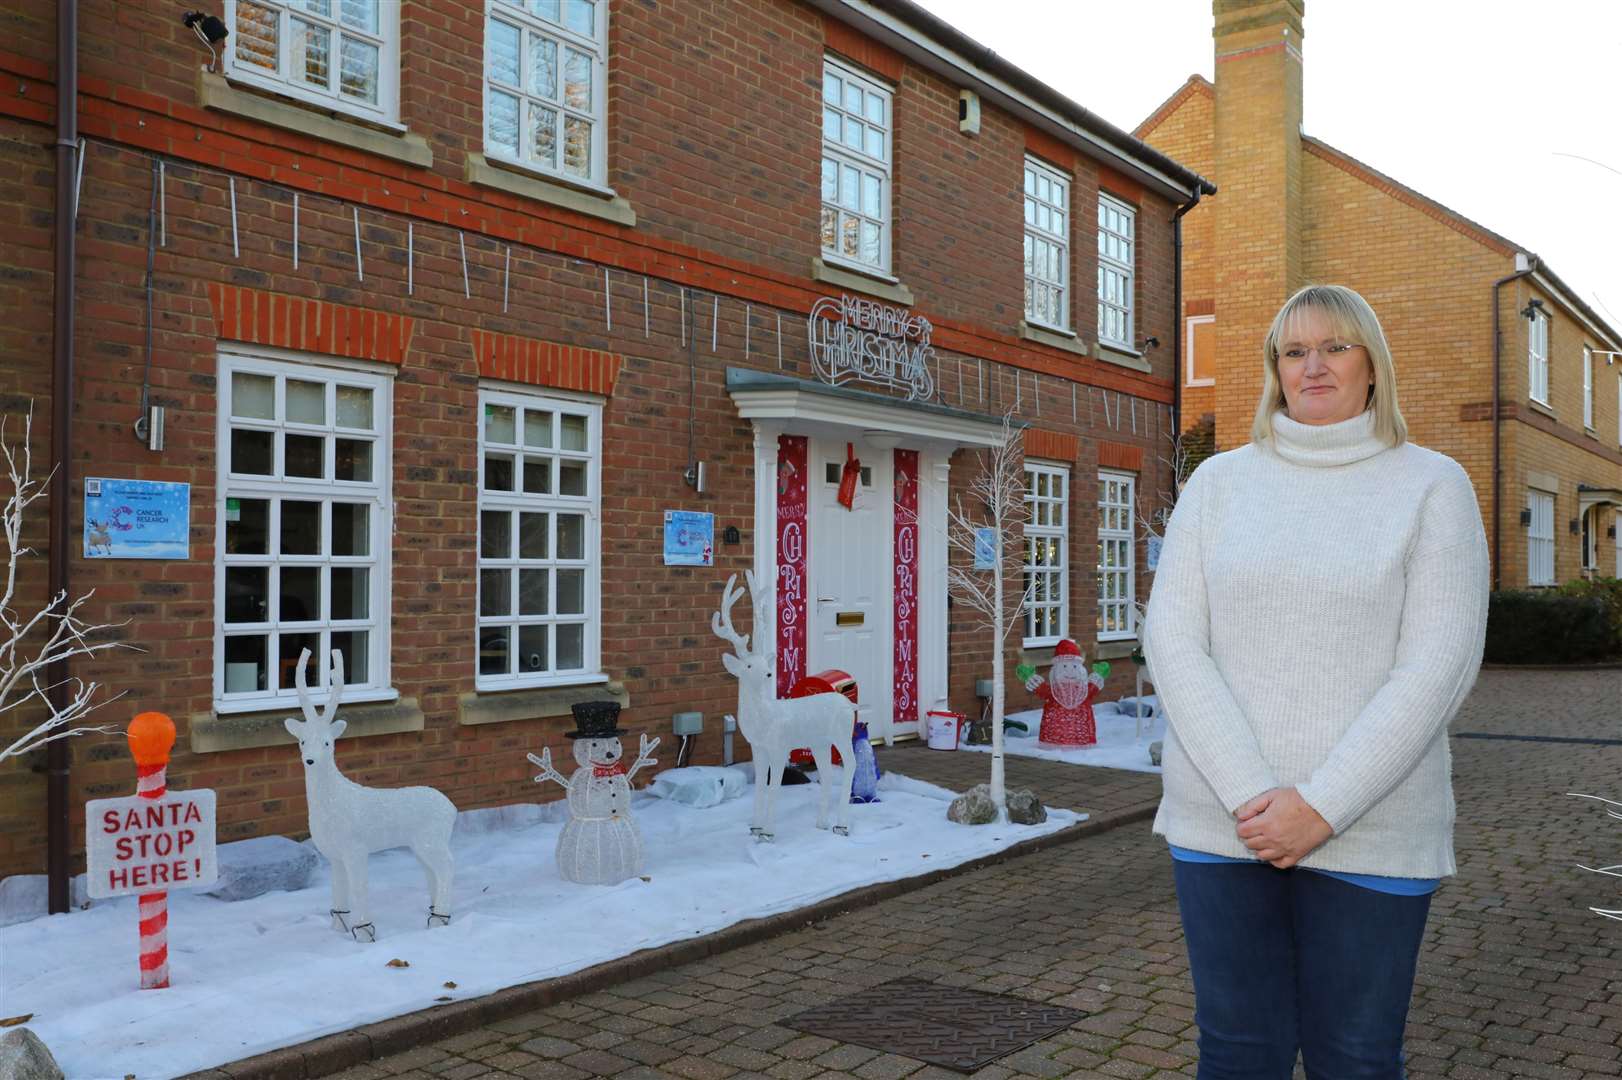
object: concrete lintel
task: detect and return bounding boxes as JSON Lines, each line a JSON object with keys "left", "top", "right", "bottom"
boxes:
{"left": 458, "top": 681, "right": 630, "bottom": 727}
{"left": 197, "top": 70, "right": 432, "bottom": 168}
{"left": 190, "top": 697, "right": 425, "bottom": 754}
{"left": 465, "top": 153, "right": 637, "bottom": 227}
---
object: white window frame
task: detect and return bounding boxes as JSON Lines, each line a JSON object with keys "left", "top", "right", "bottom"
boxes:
{"left": 1583, "top": 345, "right": 1594, "bottom": 429}
{"left": 1097, "top": 194, "right": 1136, "bottom": 351}
{"left": 1581, "top": 505, "right": 1598, "bottom": 573}
{"left": 1617, "top": 371, "right": 1621, "bottom": 446}
{"left": 1097, "top": 470, "right": 1136, "bottom": 641}
{"left": 1527, "top": 488, "right": 1555, "bottom": 587}
{"left": 1023, "top": 157, "right": 1070, "bottom": 333}
{"left": 1022, "top": 462, "right": 1069, "bottom": 648}
{"left": 1529, "top": 309, "right": 1550, "bottom": 406}
{"left": 476, "top": 387, "right": 604, "bottom": 691}
{"left": 1615, "top": 507, "right": 1622, "bottom": 579}
{"left": 1185, "top": 314, "right": 1215, "bottom": 387}
{"left": 483, "top": 0, "right": 609, "bottom": 189}
{"left": 820, "top": 57, "right": 893, "bottom": 276}
{"left": 215, "top": 351, "right": 394, "bottom": 713}
{"left": 223, "top": 0, "right": 400, "bottom": 125}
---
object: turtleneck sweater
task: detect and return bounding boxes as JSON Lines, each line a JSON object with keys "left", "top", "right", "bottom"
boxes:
{"left": 1144, "top": 409, "right": 1489, "bottom": 878}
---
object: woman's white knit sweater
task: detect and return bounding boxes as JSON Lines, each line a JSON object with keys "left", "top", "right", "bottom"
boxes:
{"left": 1145, "top": 409, "right": 1489, "bottom": 878}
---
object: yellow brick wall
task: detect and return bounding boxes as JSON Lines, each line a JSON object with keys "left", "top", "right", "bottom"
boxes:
{"left": 1142, "top": 83, "right": 1219, "bottom": 430}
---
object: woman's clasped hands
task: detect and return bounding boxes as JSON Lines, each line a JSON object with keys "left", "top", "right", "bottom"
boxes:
{"left": 1234, "top": 787, "right": 1333, "bottom": 868}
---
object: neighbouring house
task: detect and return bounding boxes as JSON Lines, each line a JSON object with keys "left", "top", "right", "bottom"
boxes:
{"left": 0, "top": 0, "right": 1212, "bottom": 887}
{"left": 1138, "top": 0, "right": 1622, "bottom": 589}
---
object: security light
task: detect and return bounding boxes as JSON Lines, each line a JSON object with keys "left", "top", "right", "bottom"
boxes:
{"left": 182, "top": 11, "right": 229, "bottom": 72}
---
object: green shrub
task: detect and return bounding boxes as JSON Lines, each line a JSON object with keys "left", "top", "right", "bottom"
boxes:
{"left": 1555, "top": 576, "right": 1622, "bottom": 656}
{"left": 1484, "top": 590, "right": 1617, "bottom": 664}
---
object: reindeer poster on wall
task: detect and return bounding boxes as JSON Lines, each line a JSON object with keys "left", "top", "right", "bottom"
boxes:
{"left": 83, "top": 478, "right": 190, "bottom": 559}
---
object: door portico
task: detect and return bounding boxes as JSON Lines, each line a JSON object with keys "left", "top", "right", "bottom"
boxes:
{"left": 728, "top": 368, "right": 1008, "bottom": 744}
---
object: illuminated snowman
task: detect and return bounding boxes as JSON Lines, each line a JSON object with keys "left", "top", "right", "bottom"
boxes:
{"left": 528, "top": 701, "right": 659, "bottom": 885}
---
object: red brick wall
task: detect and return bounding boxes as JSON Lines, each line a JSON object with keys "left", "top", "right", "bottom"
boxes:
{"left": 0, "top": 0, "right": 1186, "bottom": 877}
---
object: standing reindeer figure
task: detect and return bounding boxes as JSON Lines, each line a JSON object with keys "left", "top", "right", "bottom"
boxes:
{"left": 284, "top": 648, "right": 456, "bottom": 941}
{"left": 712, "top": 571, "right": 856, "bottom": 840}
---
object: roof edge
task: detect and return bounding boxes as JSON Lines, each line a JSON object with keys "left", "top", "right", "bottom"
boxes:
{"left": 813, "top": 0, "right": 1216, "bottom": 200}
{"left": 1134, "top": 74, "right": 1214, "bottom": 141}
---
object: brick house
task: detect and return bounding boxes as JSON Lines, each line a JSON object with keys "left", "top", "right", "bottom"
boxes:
{"left": 0, "top": 0, "right": 1211, "bottom": 887}
{"left": 1138, "top": 0, "right": 1622, "bottom": 590}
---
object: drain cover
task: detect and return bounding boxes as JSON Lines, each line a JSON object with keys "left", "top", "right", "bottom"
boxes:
{"left": 782, "top": 976, "right": 1087, "bottom": 1073}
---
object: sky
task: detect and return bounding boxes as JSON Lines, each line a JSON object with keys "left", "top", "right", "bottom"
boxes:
{"left": 912, "top": 0, "right": 1622, "bottom": 334}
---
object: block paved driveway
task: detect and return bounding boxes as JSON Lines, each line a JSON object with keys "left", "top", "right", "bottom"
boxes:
{"left": 333, "top": 670, "right": 1622, "bottom": 1080}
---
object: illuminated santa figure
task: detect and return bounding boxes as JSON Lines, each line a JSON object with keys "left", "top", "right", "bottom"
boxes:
{"left": 1024, "top": 638, "right": 1106, "bottom": 747}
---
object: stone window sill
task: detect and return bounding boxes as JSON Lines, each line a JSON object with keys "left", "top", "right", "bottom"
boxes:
{"left": 1019, "top": 321, "right": 1090, "bottom": 357}
{"left": 190, "top": 696, "right": 425, "bottom": 754}
{"left": 1096, "top": 639, "right": 1140, "bottom": 661}
{"left": 459, "top": 679, "right": 630, "bottom": 727}
{"left": 1097, "top": 344, "right": 1152, "bottom": 374}
{"left": 466, "top": 153, "right": 637, "bottom": 227}
{"left": 1528, "top": 399, "right": 1558, "bottom": 421}
{"left": 197, "top": 70, "right": 432, "bottom": 168}
{"left": 810, "top": 257, "right": 915, "bottom": 306}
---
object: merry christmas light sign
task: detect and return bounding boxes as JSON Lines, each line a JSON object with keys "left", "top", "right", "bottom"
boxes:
{"left": 808, "top": 294, "right": 936, "bottom": 401}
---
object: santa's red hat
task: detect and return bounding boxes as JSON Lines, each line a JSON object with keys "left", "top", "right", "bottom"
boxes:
{"left": 1054, "top": 638, "right": 1082, "bottom": 658}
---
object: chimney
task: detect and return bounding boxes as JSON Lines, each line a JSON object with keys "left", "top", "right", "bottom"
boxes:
{"left": 1211, "top": 0, "right": 1305, "bottom": 448}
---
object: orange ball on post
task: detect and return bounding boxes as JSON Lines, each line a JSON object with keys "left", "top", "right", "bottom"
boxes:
{"left": 127, "top": 711, "right": 175, "bottom": 768}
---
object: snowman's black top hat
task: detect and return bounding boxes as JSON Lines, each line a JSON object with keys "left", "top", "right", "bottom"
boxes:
{"left": 566, "top": 700, "right": 627, "bottom": 739}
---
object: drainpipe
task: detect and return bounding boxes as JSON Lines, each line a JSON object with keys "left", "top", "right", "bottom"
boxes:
{"left": 47, "top": 0, "right": 79, "bottom": 915}
{"left": 1491, "top": 255, "right": 1537, "bottom": 592}
{"left": 1170, "top": 189, "right": 1204, "bottom": 447}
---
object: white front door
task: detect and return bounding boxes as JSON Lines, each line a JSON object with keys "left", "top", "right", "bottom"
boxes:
{"left": 808, "top": 435, "right": 895, "bottom": 740}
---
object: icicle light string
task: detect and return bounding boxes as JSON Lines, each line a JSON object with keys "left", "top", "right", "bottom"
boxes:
{"left": 80, "top": 139, "right": 1129, "bottom": 427}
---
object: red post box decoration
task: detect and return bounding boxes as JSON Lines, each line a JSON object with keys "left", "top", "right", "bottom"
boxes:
{"left": 788, "top": 669, "right": 857, "bottom": 767}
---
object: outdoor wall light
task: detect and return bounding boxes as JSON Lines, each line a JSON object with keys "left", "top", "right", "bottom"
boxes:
{"left": 1141, "top": 336, "right": 1161, "bottom": 351}
{"left": 1569, "top": 518, "right": 1580, "bottom": 535}
{"left": 182, "top": 11, "right": 230, "bottom": 72}
{"left": 1609, "top": 524, "right": 1617, "bottom": 539}
{"left": 1520, "top": 299, "right": 1545, "bottom": 320}
{"left": 1519, "top": 508, "right": 1532, "bottom": 526}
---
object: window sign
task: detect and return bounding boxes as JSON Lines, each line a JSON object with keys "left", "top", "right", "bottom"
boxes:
{"left": 84, "top": 478, "right": 190, "bottom": 559}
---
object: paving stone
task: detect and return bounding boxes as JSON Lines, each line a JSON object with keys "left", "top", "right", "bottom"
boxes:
{"left": 558, "top": 1048, "right": 637, "bottom": 1075}
{"left": 346, "top": 672, "right": 1613, "bottom": 1080}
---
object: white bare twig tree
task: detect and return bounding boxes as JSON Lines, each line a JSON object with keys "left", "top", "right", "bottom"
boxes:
{"left": 939, "top": 412, "right": 1034, "bottom": 815}
{"left": 0, "top": 409, "right": 132, "bottom": 765}
{"left": 1131, "top": 424, "right": 1200, "bottom": 661}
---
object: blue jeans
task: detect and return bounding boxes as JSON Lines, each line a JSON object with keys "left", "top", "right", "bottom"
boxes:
{"left": 1172, "top": 858, "right": 1433, "bottom": 1079}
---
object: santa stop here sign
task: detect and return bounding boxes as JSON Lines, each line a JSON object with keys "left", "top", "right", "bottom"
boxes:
{"left": 85, "top": 790, "right": 218, "bottom": 899}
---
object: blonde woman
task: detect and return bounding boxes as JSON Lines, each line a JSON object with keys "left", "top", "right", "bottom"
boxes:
{"left": 1145, "top": 284, "right": 1489, "bottom": 1078}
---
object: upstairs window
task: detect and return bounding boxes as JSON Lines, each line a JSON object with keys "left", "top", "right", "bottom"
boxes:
{"left": 1583, "top": 345, "right": 1594, "bottom": 429}
{"left": 1528, "top": 309, "right": 1550, "bottom": 406}
{"left": 227, "top": 0, "right": 398, "bottom": 122}
{"left": 1097, "top": 194, "right": 1136, "bottom": 350}
{"left": 1023, "top": 157, "right": 1070, "bottom": 332}
{"left": 485, "top": 0, "right": 607, "bottom": 185}
{"left": 821, "top": 58, "right": 892, "bottom": 275}
{"left": 1186, "top": 315, "right": 1215, "bottom": 386}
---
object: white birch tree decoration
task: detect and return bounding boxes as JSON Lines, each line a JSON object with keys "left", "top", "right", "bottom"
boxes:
{"left": 0, "top": 409, "right": 132, "bottom": 765}
{"left": 938, "top": 412, "right": 1034, "bottom": 816}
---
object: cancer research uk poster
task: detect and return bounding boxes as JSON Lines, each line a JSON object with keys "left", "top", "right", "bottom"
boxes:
{"left": 84, "top": 478, "right": 191, "bottom": 559}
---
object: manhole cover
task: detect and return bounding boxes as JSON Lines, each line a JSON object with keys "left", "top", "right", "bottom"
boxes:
{"left": 782, "top": 976, "right": 1087, "bottom": 1073}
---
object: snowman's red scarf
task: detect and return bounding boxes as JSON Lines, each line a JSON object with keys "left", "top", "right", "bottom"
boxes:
{"left": 591, "top": 759, "right": 627, "bottom": 778}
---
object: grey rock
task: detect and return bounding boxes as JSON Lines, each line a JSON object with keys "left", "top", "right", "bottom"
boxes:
{"left": 0, "top": 1028, "right": 64, "bottom": 1080}
{"left": 946, "top": 783, "right": 999, "bottom": 825}
{"left": 1149, "top": 740, "right": 1164, "bottom": 767}
{"left": 0, "top": 875, "right": 90, "bottom": 927}
{"left": 1006, "top": 789, "right": 1047, "bottom": 825}
{"left": 205, "top": 835, "right": 318, "bottom": 902}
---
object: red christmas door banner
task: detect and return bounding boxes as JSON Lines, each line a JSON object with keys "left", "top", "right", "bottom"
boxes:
{"left": 775, "top": 435, "right": 809, "bottom": 696}
{"left": 893, "top": 448, "right": 919, "bottom": 728}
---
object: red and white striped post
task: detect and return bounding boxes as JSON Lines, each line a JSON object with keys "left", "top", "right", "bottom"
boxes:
{"left": 127, "top": 711, "right": 175, "bottom": 990}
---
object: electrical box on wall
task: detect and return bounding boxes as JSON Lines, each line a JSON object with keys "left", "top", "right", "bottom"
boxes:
{"left": 959, "top": 89, "right": 981, "bottom": 136}
{"left": 672, "top": 712, "right": 703, "bottom": 736}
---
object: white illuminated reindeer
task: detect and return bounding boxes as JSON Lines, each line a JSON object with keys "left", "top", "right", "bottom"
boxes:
{"left": 712, "top": 571, "right": 856, "bottom": 840}
{"left": 285, "top": 648, "right": 456, "bottom": 941}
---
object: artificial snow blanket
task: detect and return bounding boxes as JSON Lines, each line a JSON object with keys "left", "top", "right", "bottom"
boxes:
{"left": 0, "top": 772, "right": 1081, "bottom": 1080}
{"left": 963, "top": 700, "right": 1167, "bottom": 774}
